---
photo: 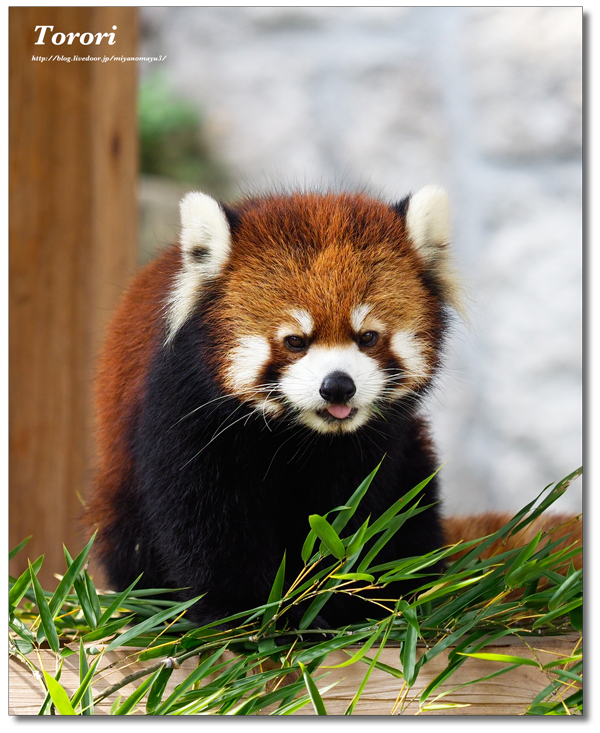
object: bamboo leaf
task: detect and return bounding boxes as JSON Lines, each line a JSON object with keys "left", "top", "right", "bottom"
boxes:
{"left": 262, "top": 552, "right": 286, "bottom": 627}
{"left": 64, "top": 547, "right": 97, "bottom": 629}
{"left": 301, "top": 529, "right": 317, "bottom": 564}
{"left": 146, "top": 666, "right": 174, "bottom": 714}
{"left": 308, "top": 515, "right": 346, "bottom": 561}
{"left": 154, "top": 645, "right": 228, "bottom": 715}
{"left": 298, "top": 579, "right": 339, "bottom": 631}
{"left": 365, "top": 468, "right": 442, "bottom": 545}
{"left": 417, "top": 616, "right": 496, "bottom": 669}
{"left": 138, "top": 641, "right": 178, "bottom": 661}
{"left": 419, "top": 661, "right": 463, "bottom": 704}
{"left": 421, "top": 702, "right": 471, "bottom": 710}
{"left": 446, "top": 508, "right": 539, "bottom": 575}
{"left": 273, "top": 694, "right": 312, "bottom": 715}
{"left": 569, "top": 606, "right": 583, "bottom": 632}
{"left": 9, "top": 617, "right": 36, "bottom": 647}
{"left": 81, "top": 641, "right": 95, "bottom": 716}
{"left": 9, "top": 535, "right": 32, "bottom": 560}
{"left": 113, "top": 668, "right": 162, "bottom": 715}
{"left": 344, "top": 607, "right": 397, "bottom": 714}
{"left": 30, "top": 561, "right": 60, "bottom": 653}
{"left": 442, "top": 627, "right": 516, "bottom": 668}
{"left": 548, "top": 569, "right": 582, "bottom": 611}
{"left": 331, "top": 460, "right": 382, "bottom": 534}
{"left": 296, "top": 630, "right": 372, "bottom": 665}
{"left": 357, "top": 502, "right": 430, "bottom": 573}
{"left": 510, "top": 469, "right": 582, "bottom": 540}
{"left": 541, "top": 654, "right": 582, "bottom": 670}
{"left": 346, "top": 517, "right": 370, "bottom": 558}
{"left": 550, "top": 668, "right": 583, "bottom": 684}
{"left": 85, "top": 571, "right": 103, "bottom": 623}
{"left": 11, "top": 637, "right": 34, "bottom": 655}
{"left": 70, "top": 642, "right": 100, "bottom": 715}
{"left": 331, "top": 572, "right": 374, "bottom": 582}
{"left": 170, "top": 687, "right": 228, "bottom": 715}
{"left": 105, "top": 595, "right": 201, "bottom": 652}
{"left": 37, "top": 661, "right": 63, "bottom": 715}
{"left": 505, "top": 531, "right": 543, "bottom": 588}
{"left": 298, "top": 662, "right": 328, "bottom": 715}
{"left": 81, "top": 615, "right": 135, "bottom": 643}
{"left": 424, "top": 566, "right": 505, "bottom": 629}
{"left": 415, "top": 571, "right": 494, "bottom": 603}
{"left": 97, "top": 576, "right": 142, "bottom": 626}
{"left": 322, "top": 626, "right": 384, "bottom": 669}
{"left": 185, "top": 600, "right": 276, "bottom": 637}
{"left": 43, "top": 671, "right": 76, "bottom": 715}
{"left": 49, "top": 534, "right": 96, "bottom": 619}
{"left": 264, "top": 669, "right": 328, "bottom": 713}
{"left": 400, "top": 602, "right": 419, "bottom": 686}
{"left": 458, "top": 652, "right": 540, "bottom": 668}
{"left": 532, "top": 597, "right": 582, "bottom": 629}
{"left": 300, "top": 505, "right": 350, "bottom": 565}
{"left": 225, "top": 692, "right": 264, "bottom": 716}
{"left": 9, "top": 555, "right": 44, "bottom": 609}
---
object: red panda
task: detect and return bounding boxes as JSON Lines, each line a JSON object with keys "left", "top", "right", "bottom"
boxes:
{"left": 84, "top": 187, "right": 577, "bottom": 628}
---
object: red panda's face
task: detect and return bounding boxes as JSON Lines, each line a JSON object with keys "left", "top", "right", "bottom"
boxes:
{"left": 167, "top": 190, "right": 462, "bottom": 434}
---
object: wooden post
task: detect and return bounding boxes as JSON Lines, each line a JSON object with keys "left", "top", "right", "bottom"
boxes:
{"left": 9, "top": 7, "right": 139, "bottom": 587}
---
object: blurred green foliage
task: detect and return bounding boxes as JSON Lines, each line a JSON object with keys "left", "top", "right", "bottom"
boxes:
{"left": 138, "top": 74, "right": 230, "bottom": 195}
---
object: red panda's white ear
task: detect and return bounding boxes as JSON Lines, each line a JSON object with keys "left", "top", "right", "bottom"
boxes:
{"left": 165, "top": 192, "right": 232, "bottom": 341}
{"left": 179, "top": 192, "right": 232, "bottom": 271}
{"left": 406, "top": 186, "right": 466, "bottom": 319}
{"left": 406, "top": 185, "right": 450, "bottom": 255}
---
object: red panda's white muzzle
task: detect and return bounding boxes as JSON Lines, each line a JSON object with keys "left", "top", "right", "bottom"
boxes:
{"left": 279, "top": 344, "right": 385, "bottom": 433}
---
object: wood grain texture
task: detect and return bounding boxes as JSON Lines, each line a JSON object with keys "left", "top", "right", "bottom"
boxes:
{"left": 9, "top": 7, "right": 139, "bottom": 588}
{"left": 9, "top": 635, "right": 581, "bottom": 716}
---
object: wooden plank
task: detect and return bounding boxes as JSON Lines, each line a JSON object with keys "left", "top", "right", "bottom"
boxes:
{"left": 9, "top": 8, "right": 139, "bottom": 588}
{"left": 9, "top": 635, "right": 581, "bottom": 716}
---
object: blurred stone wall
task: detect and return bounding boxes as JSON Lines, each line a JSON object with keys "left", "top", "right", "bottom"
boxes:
{"left": 138, "top": 7, "right": 582, "bottom": 514}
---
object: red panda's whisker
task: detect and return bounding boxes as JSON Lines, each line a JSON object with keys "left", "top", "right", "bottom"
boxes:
{"left": 171, "top": 384, "right": 281, "bottom": 429}
{"left": 180, "top": 411, "right": 263, "bottom": 470}
{"left": 170, "top": 393, "right": 238, "bottom": 427}
{"left": 262, "top": 428, "right": 304, "bottom": 480}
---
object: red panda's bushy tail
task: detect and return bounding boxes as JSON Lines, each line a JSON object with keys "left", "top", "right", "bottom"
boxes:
{"left": 442, "top": 512, "right": 582, "bottom": 572}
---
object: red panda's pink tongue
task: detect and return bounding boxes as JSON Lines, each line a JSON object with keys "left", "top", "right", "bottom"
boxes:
{"left": 326, "top": 405, "right": 352, "bottom": 419}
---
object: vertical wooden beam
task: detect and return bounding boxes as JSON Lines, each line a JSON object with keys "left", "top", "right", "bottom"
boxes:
{"left": 9, "top": 8, "right": 139, "bottom": 587}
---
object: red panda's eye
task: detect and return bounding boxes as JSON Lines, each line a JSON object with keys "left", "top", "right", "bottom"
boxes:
{"left": 359, "top": 331, "right": 379, "bottom": 347}
{"left": 284, "top": 335, "right": 307, "bottom": 352}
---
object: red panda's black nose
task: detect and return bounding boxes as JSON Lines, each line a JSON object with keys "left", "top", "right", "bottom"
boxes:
{"left": 319, "top": 371, "right": 356, "bottom": 404}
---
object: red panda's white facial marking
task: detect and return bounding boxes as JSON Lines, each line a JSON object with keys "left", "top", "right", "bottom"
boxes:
{"left": 290, "top": 308, "right": 314, "bottom": 337}
{"left": 225, "top": 334, "right": 284, "bottom": 417}
{"left": 390, "top": 330, "right": 431, "bottom": 389}
{"left": 225, "top": 335, "right": 271, "bottom": 391}
{"left": 276, "top": 308, "right": 314, "bottom": 344}
{"left": 279, "top": 343, "right": 385, "bottom": 433}
{"left": 351, "top": 304, "right": 374, "bottom": 333}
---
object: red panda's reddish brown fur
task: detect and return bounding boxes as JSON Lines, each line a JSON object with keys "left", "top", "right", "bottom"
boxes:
{"left": 85, "top": 246, "right": 181, "bottom": 551}
{"left": 443, "top": 512, "right": 582, "bottom": 572}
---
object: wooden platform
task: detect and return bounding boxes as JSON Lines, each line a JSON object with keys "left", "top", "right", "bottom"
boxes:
{"left": 9, "top": 634, "right": 580, "bottom": 716}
